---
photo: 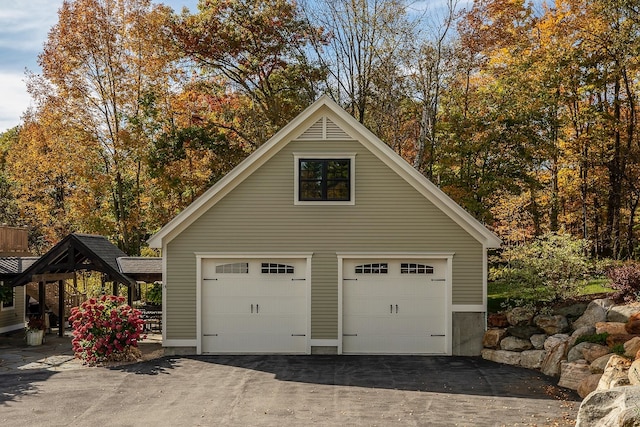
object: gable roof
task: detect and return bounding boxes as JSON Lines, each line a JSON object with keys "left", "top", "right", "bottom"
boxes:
{"left": 117, "top": 257, "right": 162, "bottom": 282}
{"left": 148, "top": 95, "right": 501, "bottom": 249}
{"left": 9, "top": 234, "right": 136, "bottom": 287}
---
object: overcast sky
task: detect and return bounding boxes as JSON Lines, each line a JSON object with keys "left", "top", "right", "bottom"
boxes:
{"left": 0, "top": 0, "right": 198, "bottom": 133}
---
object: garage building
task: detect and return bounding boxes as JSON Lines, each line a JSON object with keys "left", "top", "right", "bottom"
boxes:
{"left": 148, "top": 96, "right": 501, "bottom": 356}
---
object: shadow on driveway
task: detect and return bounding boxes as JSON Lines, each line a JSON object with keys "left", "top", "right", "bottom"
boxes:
{"left": 2, "top": 354, "right": 580, "bottom": 426}
{"left": 0, "top": 370, "right": 59, "bottom": 406}
{"left": 115, "top": 354, "right": 580, "bottom": 401}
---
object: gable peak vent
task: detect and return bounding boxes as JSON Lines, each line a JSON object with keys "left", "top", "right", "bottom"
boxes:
{"left": 298, "top": 116, "right": 350, "bottom": 140}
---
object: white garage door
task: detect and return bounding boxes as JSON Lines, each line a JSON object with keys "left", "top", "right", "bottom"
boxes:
{"left": 342, "top": 259, "right": 448, "bottom": 354}
{"left": 201, "top": 258, "right": 307, "bottom": 354}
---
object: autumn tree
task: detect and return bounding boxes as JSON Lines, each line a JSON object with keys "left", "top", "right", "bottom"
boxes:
{"left": 6, "top": 99, "right": 102, "bottom": 251}
{"left": 34, "top": 0, "right": 181, "bottom": 254}
{"left": 0, "top": 128, "right": 20, "bottom": 226}
{"left": 172, "top": 0, "right": 326, "bottom": 145}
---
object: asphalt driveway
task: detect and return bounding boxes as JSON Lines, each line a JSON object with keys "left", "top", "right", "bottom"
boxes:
{"left": 0, "top": 354, "right": 579, "bottom": 426}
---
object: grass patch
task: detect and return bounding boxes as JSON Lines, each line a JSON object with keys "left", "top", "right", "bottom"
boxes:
{"left": 487, "top": 278, "right": 614, "bottom": 313}
{"left": 577, "top": 279, "right": 615, "bottom": 296}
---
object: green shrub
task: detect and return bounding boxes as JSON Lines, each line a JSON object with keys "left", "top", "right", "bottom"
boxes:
{"left": 611, "top": 344, "right": 626, "bottom": 356}
{"left": 490, "top": 232, "right": 591, "bottom": 303}
{"left": 145, "top": 283, "right": 162, "bottom": 305}
{"left": 574, "top": 332, "right": 609, "bottom": 346}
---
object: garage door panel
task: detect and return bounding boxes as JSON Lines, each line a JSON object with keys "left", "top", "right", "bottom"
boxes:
{"left": 343, "top": 334, "right": 446, "bottom": 354}
{"left": 201, "top": 258, "right": 307, "bottom": 354}
{"left": 342, "top": 259, "right": 449, "bottom": 355}
{"left": 203, "top": 333, "right": 306, "bottom": 354}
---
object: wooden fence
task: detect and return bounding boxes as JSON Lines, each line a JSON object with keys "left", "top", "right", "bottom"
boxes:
{"left": 0, "top": 226, "right": 29, "bottom": 254}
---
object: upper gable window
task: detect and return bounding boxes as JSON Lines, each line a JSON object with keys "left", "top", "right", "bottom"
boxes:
{"left": 294, "top": 154, "right": 356, "bottom": 205}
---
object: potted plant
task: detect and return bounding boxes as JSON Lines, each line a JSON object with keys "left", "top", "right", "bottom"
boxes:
{"left": 26, "top": 316, "right": 45, "bottom": 346}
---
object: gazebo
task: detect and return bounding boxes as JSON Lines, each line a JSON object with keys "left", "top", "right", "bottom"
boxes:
{"left": 7, "top": 233, "right": 161, "bottom": 337}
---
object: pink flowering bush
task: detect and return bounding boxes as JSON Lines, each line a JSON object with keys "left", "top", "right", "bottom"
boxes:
{"left": 70, "top": 295, "right": 146, "bottom": 364}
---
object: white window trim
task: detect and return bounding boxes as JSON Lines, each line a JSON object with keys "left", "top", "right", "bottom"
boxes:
{"left": 293, "top": 153, "right": 356, "bottom": 206}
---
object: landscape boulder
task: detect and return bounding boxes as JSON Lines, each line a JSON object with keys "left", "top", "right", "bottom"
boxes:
{"left": 481, "top": 349, "right": 521, "bottom": 366}
{"left": 541, "top": 339, "right": 570, "bottom": 377}
{"left": 626, "top": 312, "right": 640, "bottom": 334}
{"left": 507, "top": 325, "right": 542, "bottom": 339}
{"left": 577, "top": 374, "right": 602, "bottom": 399}
{"left": 576, "top": 386, "right": 640, "bottom": 427}
{"left": 597, "top": 355, "right": 632, "bottom": 390}
{"left": 530, "top": 334, "right": 547, "bottom": 350}
{"left": 554, "top": 302, "right": 588, "bottom": 319}
{"left": 534, "top": 314, "right": 569, "bottom": 335}
{"left": 606, "top": 334, "right": 637, "bottom": 348}
{"left": 500, "top": 336, "right": 533, "bottom": 351}
{"left": 487, "top": 313, "right": 509, "bottom": 328}
{"left": 558, "top": 361, "right": 591, "bottom": 391}
{"left": 520, "top": 350, "right": 546, "bottom": 369}
{"left": 630, "top": 360, "right": 640, "bottom": 386}
{"left": 567, "top": 342, "right": 611, "bottom": 363}
{"left": 624, "top": 336, "right": 640, "bottom": 357}
{"left": 606, "top": 303, "right": 640, "bottom": 323}
{"left": 590, "top": 354, "right": 614, "bottom": 374}
{"left": 594, "top": 322, "right": 627, "bottom": 335}
{"left": 544, "top": 334, "right": 571, "bottom": 351}
{"left": 570, "top": 326, "right": 596, "bottom": 346}
{"left": 572, "top": 299, "right": 614, "bottom": 330}
{"left": 482, "top": 329, "right": 507, "bottom": 349}
{"left": 506, "top": 306, "right": 535, "bottom": 326}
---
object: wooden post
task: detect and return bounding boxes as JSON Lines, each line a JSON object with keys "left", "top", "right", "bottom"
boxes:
{"left": 38, "top": 281, "right": 45, "bottom": 317}
{"left": 127, "top": 283, "right": 133, "bottom": 307}
{"left": 58, "top": 280, "right": 64, "bottom": 337}
{"left": 112, "top": 281, "right": 118, "bottom": 296}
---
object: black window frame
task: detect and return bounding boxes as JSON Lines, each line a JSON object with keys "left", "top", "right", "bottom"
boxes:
{"left": 298, "top": 158, "right": 351, "bottom": 202}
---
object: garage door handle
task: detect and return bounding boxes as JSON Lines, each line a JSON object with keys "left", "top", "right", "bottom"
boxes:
{"left": 291, "top": 278, "right": 306, "bottom": 281}
{"left": 256, "top": 304, "right": 259, "bottom": 313}
{"left": 251, "top": 304, "right": 253, "bottom": 313}
{"left": 204, "top": 334, "right": 218, "bottom": 337}
{"left": 431, "top": 279, "right": 446, "bottom": 282}
{"left": 291, "top": 334, "right": 306, "bottom": 336}
{"left": 203, "top": 278, "right": 218, "bottom": 281}
{"left": 344, "top": 278, "right": 357, "bottom": 281}
{"left": 431, "top": 334, "right": 445, "bottom": 337}
{"left": 343, "top": 333, "right": 357, "bottom": 336}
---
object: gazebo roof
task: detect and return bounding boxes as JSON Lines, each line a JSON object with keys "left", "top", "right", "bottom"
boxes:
{"left": 117, "top": 257, "right": 162, "bottom": 283}
{"left": 9, "top": 234, "right": 136, "bottom": 287}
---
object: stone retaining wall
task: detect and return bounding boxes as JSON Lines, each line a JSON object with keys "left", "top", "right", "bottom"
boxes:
{"left": 482, "top": 299, "right": 640, "bottom": 427}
